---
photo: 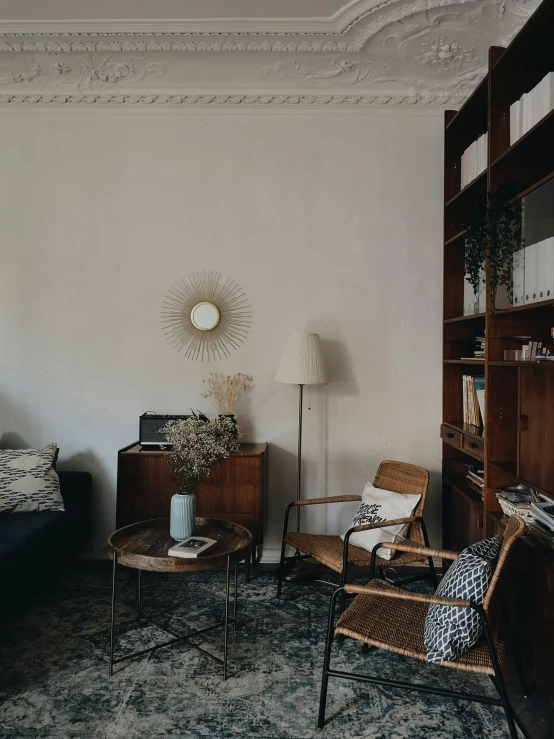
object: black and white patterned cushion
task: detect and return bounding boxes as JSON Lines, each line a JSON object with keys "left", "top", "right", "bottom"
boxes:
{"left": 424, "top": 536, "right": 501, "bottom": 664}
{"left": 0, "top": 444, "right": 64, "bottom": 514}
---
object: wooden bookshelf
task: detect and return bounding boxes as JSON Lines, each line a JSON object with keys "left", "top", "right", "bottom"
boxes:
{"left": 442, "top": 0, "right": 554, "bottom": 702}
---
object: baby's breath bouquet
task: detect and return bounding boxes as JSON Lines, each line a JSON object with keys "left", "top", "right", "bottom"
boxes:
{"left": 163, "top": 417, "right": 241, "bottom": 492}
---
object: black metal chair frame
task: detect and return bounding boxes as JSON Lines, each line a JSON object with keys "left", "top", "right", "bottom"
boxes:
{"left": 276, "top": 500, "right": 438, "bottom": 607}
{"left": 317, "top": 584, "right": 520, "bottom": 739}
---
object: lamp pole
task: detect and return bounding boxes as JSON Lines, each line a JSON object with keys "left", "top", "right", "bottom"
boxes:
{"left": 296, "top": 383, "right": 304, "bottom": 534}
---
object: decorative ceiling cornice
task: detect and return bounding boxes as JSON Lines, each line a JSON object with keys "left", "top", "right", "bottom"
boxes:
{"left": 0, "top": 92, "right": 466, "bottom": 106}
{"left": 0, "top": 0, "right": 446, "bottom": 37}
{"left": 0, "top": 0, "right": 540, "bottom": 106}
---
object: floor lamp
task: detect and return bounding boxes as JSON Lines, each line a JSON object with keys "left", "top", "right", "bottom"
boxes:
{"left": 275, "top": 332, "right": 326, "bottom": 580}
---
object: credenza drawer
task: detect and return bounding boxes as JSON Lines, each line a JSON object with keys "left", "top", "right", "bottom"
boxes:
{"left": 463, "top": 435, "right": 484, "bottom": 459}
{"left": 441, "top": 424, "right": 462, "bottom": 449}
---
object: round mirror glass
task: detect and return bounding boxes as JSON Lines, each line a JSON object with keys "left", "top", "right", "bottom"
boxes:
{"left": 190, "top": 302, "right": 220, "bottom": 331}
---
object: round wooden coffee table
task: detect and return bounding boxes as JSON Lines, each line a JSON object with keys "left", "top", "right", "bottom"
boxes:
{"left": 107, "top": 517, "right": 252, "bottom": 679}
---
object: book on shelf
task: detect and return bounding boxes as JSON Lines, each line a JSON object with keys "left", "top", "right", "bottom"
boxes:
{"left": 462, "top": 375, "right": 484, "bottom": 428}
{"left": 460, "top": 335, "right": 486, "bottom": 361}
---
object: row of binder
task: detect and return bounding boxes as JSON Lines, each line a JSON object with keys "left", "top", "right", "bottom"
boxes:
{"left": 460, "top": 133, "right": 488, "bottom": 189}
{"left": 510, "top": 72, "right": 554, "bottom": 145}
{"left": 513, "top": 237, "right": 554, "bottom": 306}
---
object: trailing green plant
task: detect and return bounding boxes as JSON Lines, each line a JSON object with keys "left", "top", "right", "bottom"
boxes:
{"left": 463, "top": 197, "right": 488, "bottom": 299}
{"left": 464, "top": 184, "right": 523, "bottom": 311}
{"left": 488, "top": 187, "right": 523, "bottom": 307}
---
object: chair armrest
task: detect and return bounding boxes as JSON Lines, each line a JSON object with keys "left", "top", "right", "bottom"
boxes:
{"left": 343, "top": 582, "right": 470, "bottom": 609}
{"left": 347, "top": 516, "right": 418, "bottom": 535}
{"left": 341, "top": 517, "right": 421, "bottom": 587}
{"left": 375, "top": 541, "right": 459, "bottom": 561}
{"left": 293, "top": 495, "right": 362, "bottom": 507}
{"left": 58, "top": 471, "right": 92, "bottom": 509}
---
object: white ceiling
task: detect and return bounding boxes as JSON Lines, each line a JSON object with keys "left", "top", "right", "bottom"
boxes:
{"left": 0, "top": 0, "right": 349, "bottom": 22}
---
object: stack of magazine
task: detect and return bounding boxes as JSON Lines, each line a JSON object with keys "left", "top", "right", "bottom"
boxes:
{"left": 529, "top": 496, "right": 554, "bottom": 545}
{"left": 496, "top": 486, "right": 534, "bottom": 520}
{"left": 497, "top": 487, "right": 554, "bottom": 547}
{"left": 463, "top": 375, "right": 485, "bottom": 428}
{"left": 466, "top": 463, "right": 484, "bottom": 497}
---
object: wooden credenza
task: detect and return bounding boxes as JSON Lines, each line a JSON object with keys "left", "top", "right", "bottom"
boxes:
{"left": 116, "top": 442, "right": 268, "bottom": 567}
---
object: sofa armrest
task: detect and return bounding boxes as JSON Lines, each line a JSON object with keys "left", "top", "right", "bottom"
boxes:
{"left": 58, "top": 471, "right": 92, "bottom": 509}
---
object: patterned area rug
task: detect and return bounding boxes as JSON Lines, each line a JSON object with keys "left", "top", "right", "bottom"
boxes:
{"left": 0, "top": 568, "right": 515, "bottom": 739}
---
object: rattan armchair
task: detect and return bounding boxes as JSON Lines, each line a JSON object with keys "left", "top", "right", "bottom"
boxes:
{"left": 317, "top": 515, "right": 526, "bottom": 739}
{"left": 277, "top": 460, "right": 433, "bottom": 600}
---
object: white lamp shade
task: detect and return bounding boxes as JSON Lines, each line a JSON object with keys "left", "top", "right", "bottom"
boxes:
{"left": 275, "top": 333, "right": 326, "bottom": 385}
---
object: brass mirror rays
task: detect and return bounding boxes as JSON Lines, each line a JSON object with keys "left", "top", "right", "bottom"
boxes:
{"left": 161, "top": 271, "right": 251, "bottom": 361}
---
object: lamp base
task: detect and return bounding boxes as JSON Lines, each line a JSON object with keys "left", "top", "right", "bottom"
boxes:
{"left": 281, "top": 558, "right": 327, "bottom": 582}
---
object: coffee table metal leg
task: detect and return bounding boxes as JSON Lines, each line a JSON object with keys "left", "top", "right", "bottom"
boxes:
{"left": 137, "top": 570, "right": 142, "bottom": 627}
{"left": 109, "top": 552, "right": 117, "bottom": 676}
{"left": 233, "top": 562, "right": 238, "bottom": 631}
{"left": 224, "top": 556, "right": 231, "bottom": 680}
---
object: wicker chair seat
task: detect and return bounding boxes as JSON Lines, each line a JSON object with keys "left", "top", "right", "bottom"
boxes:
{"left": 285, "top": 532, "right": 427, "bottom": 574}
{"left": 335, "top": 579, "right": 507, "bottom": 676}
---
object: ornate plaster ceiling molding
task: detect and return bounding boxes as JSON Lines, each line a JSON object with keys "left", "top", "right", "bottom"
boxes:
{"left": 0, "top": 92, "right": 465, "bottom": 106}
{"left": 0, "top": 1, "right": 439, "bottom": 38}
{"left": 0, "top": 0, "right": 540, "bottom": 106}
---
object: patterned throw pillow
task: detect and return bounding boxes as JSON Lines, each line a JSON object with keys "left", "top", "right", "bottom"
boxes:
{"left": 340, "top": 483, "right": 421, "bottom": 561}
{"left": 0, "top": 444, "right": 64, "bottom": 514}
{"left": 424, "top": 536, "right": 501, "bottom": 663}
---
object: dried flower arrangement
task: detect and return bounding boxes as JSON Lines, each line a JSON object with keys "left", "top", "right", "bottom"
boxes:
{"left": 202, "top": 372, "right": 254, "bottom": 415}
{"left": 163, "top": 417, "right": 241, "bottom": 492}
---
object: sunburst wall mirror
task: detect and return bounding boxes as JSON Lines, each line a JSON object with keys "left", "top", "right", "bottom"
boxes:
{"left": 160, "top": 271, "right": 252, "bottom": 361}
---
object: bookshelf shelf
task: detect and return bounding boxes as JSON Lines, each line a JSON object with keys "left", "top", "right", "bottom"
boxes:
{"left": 488, "top": 460, "right": 517, "bottom": 476}
{"left": 488, "top": 360, "right": 554, "bottom": 368}
{"left": 444, "top": 229, "right": 467, "bottom": 246}
{"left": 442, "top": 2, "right": 554, "bottom": 701}
{"left": 509, "top": 170, "right": 554, "bottom": 204}
{"left": 443, "top": 475, "right": 483, "bottom": 508}
{"left": 444, "top": 359, "right": 485, "bottom": 365}
{"left": 488, "top": 462, "right": 554, "bottom": 502}
{"left": 490, "top": 108, "right": 554, "bottom": 169}
{"left": 493, "top": 297, "right": 554, "bottom": 314}
{"left": 444, "top": 313, "right": 486, "bottom": 324}
{"left": 444, "top": 170, "right": 487, "bottom": 209}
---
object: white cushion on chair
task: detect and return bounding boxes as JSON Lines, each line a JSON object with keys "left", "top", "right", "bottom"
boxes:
{"left": 340, "top": 483, "right": 421, "bottom": 561}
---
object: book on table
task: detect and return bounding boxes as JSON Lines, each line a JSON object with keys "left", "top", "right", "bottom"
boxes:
{"left": 168, "top": 536, "right": 217, "bottom": 558}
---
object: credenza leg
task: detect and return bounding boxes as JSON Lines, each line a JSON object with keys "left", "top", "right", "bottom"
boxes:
{"left": 109, "top": 552, "right": 117, "bottom": 677}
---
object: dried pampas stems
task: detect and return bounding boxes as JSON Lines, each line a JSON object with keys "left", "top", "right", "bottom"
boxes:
{"left": 202, "top": 372, "right": 254, "bottom": 415}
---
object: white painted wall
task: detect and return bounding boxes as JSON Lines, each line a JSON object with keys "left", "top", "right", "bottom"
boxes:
{"left": 0, "top": 107, "right": 444, "bottom": 560}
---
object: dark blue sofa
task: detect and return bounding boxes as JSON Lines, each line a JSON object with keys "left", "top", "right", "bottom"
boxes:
{"left": 0, "top": 471, "right": 92, "bottom": 599}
